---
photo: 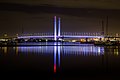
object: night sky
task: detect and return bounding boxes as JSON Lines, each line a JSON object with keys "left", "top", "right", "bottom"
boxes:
{"left": 0, "top": 0, "right": 120, "bottom": 36}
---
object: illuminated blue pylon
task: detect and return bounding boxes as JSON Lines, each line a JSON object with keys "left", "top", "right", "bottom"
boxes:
{"left": 54, "top": 16, "right": 57, "bottom": 41}
{"left": 54, "top": 16, "right": 61, "bottom": 41}
{"left": 58, "top": 17, "right": 61, "bottom": 37}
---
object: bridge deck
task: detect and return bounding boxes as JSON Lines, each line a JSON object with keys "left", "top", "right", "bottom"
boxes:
{"left": 18, "top": 35, "right": 104, "bottom": 39}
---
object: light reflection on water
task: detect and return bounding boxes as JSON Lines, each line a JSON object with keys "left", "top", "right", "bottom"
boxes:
{"left": 0, "top": 45, "right": 120, "bottom": 79}
{"left": 14, "top": 45, "right": 105, "bottom": 74}
{"left": 1, "top": 47, "right": 7, "bottom": 54}
{"left": 15, "top": 46, "right": 104, "bottom": 56}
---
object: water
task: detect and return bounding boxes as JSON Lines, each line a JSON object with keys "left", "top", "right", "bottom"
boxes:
{"left": 0, "top": 43, "right": 120, "bottom": 79}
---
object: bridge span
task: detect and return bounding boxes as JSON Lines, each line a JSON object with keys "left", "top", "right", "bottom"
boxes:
{"left": 17, "top": 16, "right": 104, "bottom": 40}
{"left": 17, "top": 35, "right": 104, "bottom": 39}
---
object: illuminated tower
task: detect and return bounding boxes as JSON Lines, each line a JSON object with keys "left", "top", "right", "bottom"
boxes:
{"left": 58, "top": 17, "right": 61, "bottom": 37}
{"left": 54, "top": 16, "right": 61, "bottom": 41}
{"left": 54, "top": 16, "right": 57, "bottom": 41}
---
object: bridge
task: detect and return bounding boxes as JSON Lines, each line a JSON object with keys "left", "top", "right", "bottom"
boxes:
{"left": 17, "top": 16, "right": 104, "bottom": 41}
{"left": 18, "top": 35, "right": 103, "bottom": 39}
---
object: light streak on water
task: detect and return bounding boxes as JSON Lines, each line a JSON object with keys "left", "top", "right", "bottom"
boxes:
{"left": 54, "top": 45, "right": 57, "bottom": 73}
{"left": 58, "top": 45, "right": 61, "bottom": 67}
{"left": 16, "top": 45, "right": 104, "bottom": 56}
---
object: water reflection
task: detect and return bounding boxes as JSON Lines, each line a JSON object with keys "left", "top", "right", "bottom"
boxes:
{"left": 114, "top": 47, "right": 119, "bottom": 55}
{"left": 2, "top": 47, "right": 7, "bottom": 54}
{"left": 104, "top": 46, "right": 119, "bottom": 56}
{"left": 62, "top": 46, "right": 104, "bottom": 56}
{"left": 54, "top": 45, "right": 57, "bottom": 73}
{"left": 16, "top": 46, "right": 104, "bottom": 56}
{"left": 16, "top": 46, "right": 54, "bottom": 54}
{"left": 54, "top": 43, "right": 61, "bottom": 73}
{"left": 15, "top": 47, "right": 18, "bottom": 55}
{"left": 15, "top": 45, "right": 105, "bottom": 73}
{"left": 1, "top": 45, "right": 120, "bottom": 79}
{"left": 58, "top": 46, "right": 60, "bottom": 67}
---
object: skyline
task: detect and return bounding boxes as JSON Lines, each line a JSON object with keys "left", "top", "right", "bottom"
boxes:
{"left": 0, "top": 1, "right": 120, "bottom": 36}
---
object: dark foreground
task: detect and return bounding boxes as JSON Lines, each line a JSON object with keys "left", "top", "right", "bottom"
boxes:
{"left": 1, "top": 62, "right": 120, "bottom": 80}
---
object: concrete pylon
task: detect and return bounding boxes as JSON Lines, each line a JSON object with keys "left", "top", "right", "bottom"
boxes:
{"left": 58, "top": 17, "right": 61, "bottom": 37}
{"left": 54, "top": 16, "right": 61, "bottom": 41}
{"left": 54, "top": 16, "right": 57, "bottom": 41}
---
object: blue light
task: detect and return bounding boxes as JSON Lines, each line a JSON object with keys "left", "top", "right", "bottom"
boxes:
{"left": 58, "top": 17, "right": 61, "bottom": 37}
{"left": 17, "top": 35, "right": 104, "bottom": 40}
{"left": 54, "top": 16, "right": 57, "bottom": 41}
{"left": 17, "top": 46, "right": 54, "bottom": 54}
{"left": 62, "top": 46, "right": 104, "bottom": 56}
{"left": 58, "top": 45, "right": 60, "bottom": 67}
{"left": 54, "top": 46, "right": 57, "bottom": 73}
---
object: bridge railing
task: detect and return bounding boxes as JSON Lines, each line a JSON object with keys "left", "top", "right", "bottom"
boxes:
{"left": 61, "top": 32, "right": 102, "bottom": 36}
{"left": 19, "top": 32, "right": 103, "bottom": 37}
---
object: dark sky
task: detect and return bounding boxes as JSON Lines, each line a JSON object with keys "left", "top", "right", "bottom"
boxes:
{"left": 0, "top": 0, "right": 120, "bottom": 36}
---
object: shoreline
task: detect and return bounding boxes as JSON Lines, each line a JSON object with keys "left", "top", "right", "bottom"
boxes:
{"left": 0, "top": 44, "right": 94, "bottom": 47}
{"left": 0, "top": 44, "right": 120, "bottom": 47}
{"left": 0, "top": 41, "right": 120, "bottom": 47}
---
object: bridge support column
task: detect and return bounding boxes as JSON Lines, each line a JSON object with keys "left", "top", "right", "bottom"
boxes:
{"left": 58, "top": 17, "right": 61, "bottom": 38}
{"left": 57, "top": 17, "right": 61, "bottom": 41}
{"left": 54, "top": 16, "right": 57, "bottom": 41}
{"left": 54, "top": 16, "right": 61, "bottom": 41}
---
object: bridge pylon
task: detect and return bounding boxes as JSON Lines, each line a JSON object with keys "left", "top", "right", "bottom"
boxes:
{"left": 54, "top": 16, "right": 61, "bottom": 41}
